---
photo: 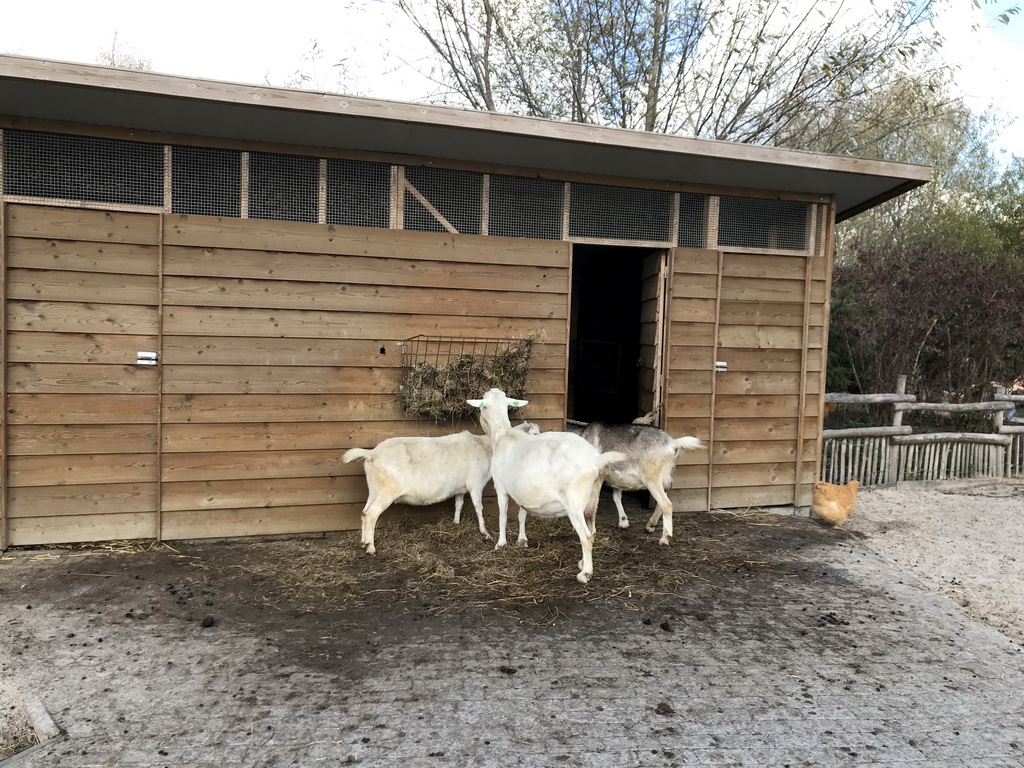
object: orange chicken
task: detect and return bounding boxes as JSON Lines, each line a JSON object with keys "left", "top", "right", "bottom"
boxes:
{"left": 811, "top": 480, "right": 860, "bottom": 526}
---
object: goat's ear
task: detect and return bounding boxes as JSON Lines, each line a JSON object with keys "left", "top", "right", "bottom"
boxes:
{"left": 466, "top": 399, "right": 484, "bottom": 409}
{"left": 510, "top": 399, "right": 529, "bottom": 408}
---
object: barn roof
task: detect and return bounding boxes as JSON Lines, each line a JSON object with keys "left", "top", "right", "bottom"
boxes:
{"left": 0, "top": 55, "right": 930, "bottom": 222}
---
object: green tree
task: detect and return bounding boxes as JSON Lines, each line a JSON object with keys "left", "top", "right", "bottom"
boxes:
{"left": 836, "top": 81, "right": 1007, "bottom": 261}
{"left": 989, "top": 156, "right": 1024, "bottom": 256}
{"left": 828, "top": 84, "right": 1024, "bottom": 400}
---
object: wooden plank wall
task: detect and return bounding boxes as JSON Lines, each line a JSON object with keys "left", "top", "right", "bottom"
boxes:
{"left": 665, "top": 246, "right": 826, "bottom": 512}
{"left": 3, "top": 204, "right": 570, "bottom": 545}
{"left": 5, "top": 204, "right": 162, "bottom": 545}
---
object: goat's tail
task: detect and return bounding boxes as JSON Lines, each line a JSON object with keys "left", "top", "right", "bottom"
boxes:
{"left": 595, "top": 450, "right": 628, "bottom": 471}
{"left": 673, "top": 436, "right": 705, "bottom": 452}
{"left": 342, "top": 447, "right": 373, "bottom": 464}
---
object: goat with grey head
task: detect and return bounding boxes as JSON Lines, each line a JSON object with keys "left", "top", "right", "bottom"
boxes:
{"left": 577, "top": 422, "right": 704, "bottom": 545}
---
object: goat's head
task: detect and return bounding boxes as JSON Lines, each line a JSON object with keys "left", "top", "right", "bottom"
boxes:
{"left": 467, "top": 388, "right": 529, "bottom": 435}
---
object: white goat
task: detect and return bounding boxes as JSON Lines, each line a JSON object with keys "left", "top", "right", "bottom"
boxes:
{"left": 467, "top": 389, "right": 626, "bottom": 584}
{"left": 578, "top": 421, "right": 704, "bottom": 545}
{"left": 342, "top": 424, "right": 538, "bottom": 555}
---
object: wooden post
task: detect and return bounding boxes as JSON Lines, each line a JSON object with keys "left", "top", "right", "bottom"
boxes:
{"left": 812, "top": 198, "right": 836, "bottom": 489}
{"left": 793, "top": 254, "right": 812, "bottom": 507}
{"left": 706, "top": 248, "right": 723, "bottom": 513}
{"left": 0, "top": 196, "right": 6, "bottom": 551}
{"left": 156, "top": 213, "right": 166, "bottom": 542}
{"left": 887, "top": 375, "right": 907, "bottom": 483}
{"left": 993, "top": 385, "right": 1007, "bottom": 432}
{"left": 993, "top": 385, "right": 1008, "bottom": 478}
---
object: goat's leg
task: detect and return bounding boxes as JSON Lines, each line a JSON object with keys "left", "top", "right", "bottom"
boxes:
{"left": 567, "top": 510, "right": 595, "bottom": 584}
{"left": 516, "top": 506, "right": 529, "bottom": 547}
{"left": 360, "top": 495, "right": 379, "bottom": 547}
{"left": 361, "top": 472, "right": 397, "bottom": 554}
{"left": 647, "top": 480, "right": 674, "bottom": 546}
{"left": 361, "top": 498, "right": 392, "bottom": 555}
{"left": 469, "top": 485, "right": 491, "bottom": 540}
{"left": 612, "top": 488, "right": 629, "bottom": 528}
{"left": 645, "top": 505, "right": 662, "bottom": 534}
{"left": 453, "top": 493, "right": 465, "bottom": 524}
{"left": 494, "top": 489, "right": 510, "bottom": 549}
{"left": 586, "top": 479, "right": 602, "bottom": 536}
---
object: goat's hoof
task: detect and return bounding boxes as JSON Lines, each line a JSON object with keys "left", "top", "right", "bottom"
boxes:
{"left": 494, "top": 541, "right": 507, "bottom": 550}
{"left": 516, "top": 539, "right": 529, "bottom": 548}
{"left": 576, "top": 571, "right": 592, "bottom": 584}
{"left": 619, "top": 520, "right": 630, "bottom": 529}
{"left": 365, "top": 545, "right": 377, "bottom": 555}
{"left": 658, "top": 536, "right": 671, "bottom": 546}
{"left": 645, "top": 525, "right": 657, "bottom": 534}
{"left": 482, "top": 532, "right": 493, "bottom": 541}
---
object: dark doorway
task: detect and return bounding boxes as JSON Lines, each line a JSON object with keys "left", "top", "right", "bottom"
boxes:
{"left": 568, "top": 244, "right": 657, "bottom": 424}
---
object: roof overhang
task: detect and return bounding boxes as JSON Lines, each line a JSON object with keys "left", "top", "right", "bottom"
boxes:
{"left": 0, "top": 55, "right": 930, "bottom": 222}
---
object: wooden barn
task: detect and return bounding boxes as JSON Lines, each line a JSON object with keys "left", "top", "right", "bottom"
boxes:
{"left": 0, "top": 55, "right": 929, "bottom": 548}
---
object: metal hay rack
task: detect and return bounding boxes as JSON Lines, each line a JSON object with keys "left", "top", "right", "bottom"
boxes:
{"left": 399, "top": 334, "right": 535, "bottom": 421}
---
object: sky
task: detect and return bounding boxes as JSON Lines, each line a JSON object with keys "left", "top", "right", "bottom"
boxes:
{"left": 0, "top": 0, "right": 1020, "bottom": 162}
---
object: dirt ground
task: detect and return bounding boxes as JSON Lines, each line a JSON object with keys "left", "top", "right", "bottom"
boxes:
{"left": 845, "top": 479, "right": 1024, "bottom": 643}
{"left": 2, "top": 481, "right": 1024, "bottom": 765}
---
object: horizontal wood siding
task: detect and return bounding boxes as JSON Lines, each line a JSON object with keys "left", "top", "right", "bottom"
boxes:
{"left": 663, "top": 248, "right": 718, "bottom": 512}
{"left": 159, "top": 215, "right": 567, "bottom": 541}
{"left": 664, "top": 246, "right": 826, "bottom": 511}
{"left": 3, "top": 198, "right": 834, "bottom": 543}
{"left": 4, "top": 204, "right": 161, "bottom": 545}
{"left": 4, "top": 204, "right": 570, "bottom": 544}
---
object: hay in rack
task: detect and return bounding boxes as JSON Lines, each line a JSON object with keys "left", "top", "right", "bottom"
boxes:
{"left": 400, "top": 335, "right": 535, "bottom": 421}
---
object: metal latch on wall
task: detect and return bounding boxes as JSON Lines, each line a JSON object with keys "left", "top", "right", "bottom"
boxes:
{"left": 136, "top": 351, "right": 159, "bottom": 366}
{"left": 715, "top": 361, "right": 728, "bottom": 372}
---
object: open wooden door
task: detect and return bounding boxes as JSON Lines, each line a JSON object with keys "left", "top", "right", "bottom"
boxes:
{"left": 638, "top": 250, "right": 670, "bottom": 420}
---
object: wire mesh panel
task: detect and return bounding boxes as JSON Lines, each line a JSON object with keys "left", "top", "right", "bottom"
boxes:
{"left": 569, "top": 182, "right": 673, "bottom": 243}
{"left": 171, "top": 145, "right": 242, "bottom": 217}
{"left": 3, "top": 129, "right": 164, "bottom": 206}
{"left": 489, "top": 174, "right": 563, "bottom": 239}
{"left": 400, "top": 335, "right": 534, "bottom": 421}
{"left": 404, "top": 166, "right": 483, "bottom": 234}
{"left": 717, "top": 196, "right": 810, "bottom": 251}
{"left": 326, "top": 158, "right": 390, "bottom": 228}
{"left": 249, "top": 151, "right": 318, "bottom": 223}
{"left": 678, "top": 192, "right": 708, "bottom": 248}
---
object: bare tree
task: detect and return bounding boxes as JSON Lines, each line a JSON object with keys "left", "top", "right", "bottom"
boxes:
{"left": 399, "top": 0, "right": 949, "bottom": 150}
{"left": 274, "top": 39, "right": 355, "bottom": 93}
{"left": 96, "top": 31, "right": 152, "bottom": 71}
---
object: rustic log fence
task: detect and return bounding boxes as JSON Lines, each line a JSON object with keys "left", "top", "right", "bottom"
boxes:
{"left": 821, "top": 375, "right": 1024, "bottom": 486}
